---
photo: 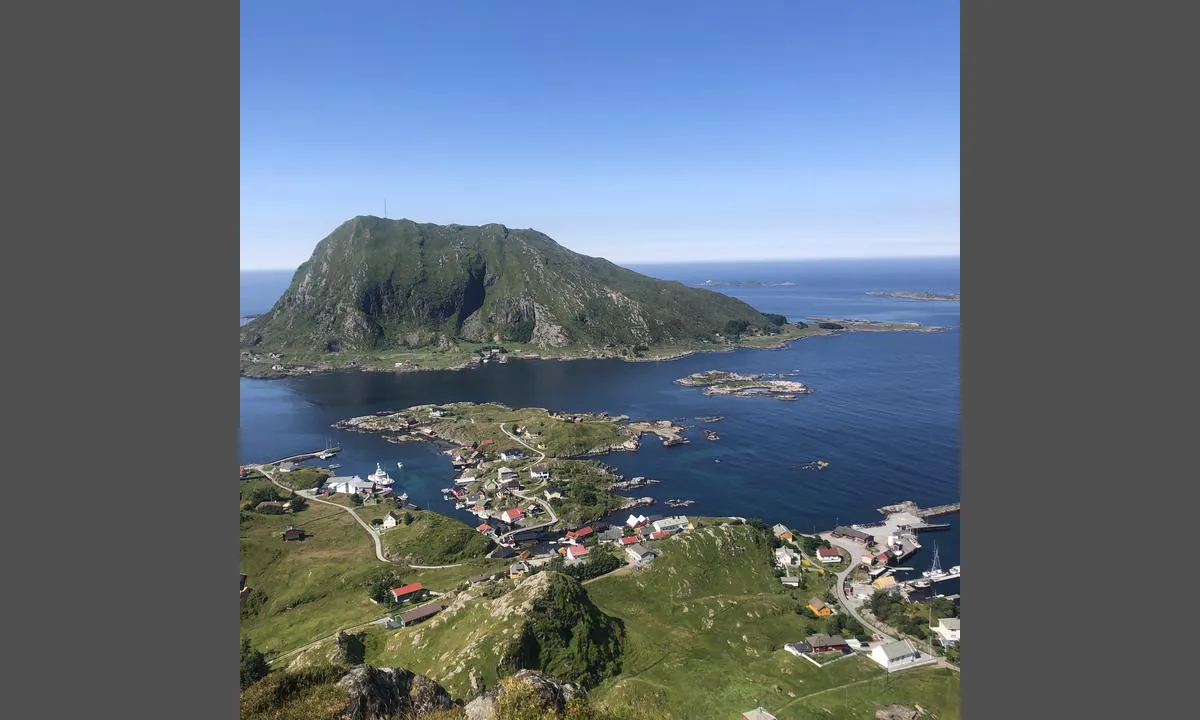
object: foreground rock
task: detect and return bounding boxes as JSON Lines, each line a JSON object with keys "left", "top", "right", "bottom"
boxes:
{"left": 338, "top": 666, "right": 456, "bottom": 719}
{"left": 875, "top": 704, "right": 924, "bottom": 720}
{"left": 463, "top": 670, "right": 584, "bottom": 720}
{"left": 240, "top": 664, "right": 454, "bottom": 720}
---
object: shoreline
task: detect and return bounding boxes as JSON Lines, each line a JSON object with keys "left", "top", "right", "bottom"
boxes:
{"left": 240, "top": 321, "right": 948, "bottom": 381}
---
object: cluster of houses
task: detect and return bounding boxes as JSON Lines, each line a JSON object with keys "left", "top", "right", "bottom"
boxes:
{"left": 772, "top": 524, "right": 844, "bottom": 583}
{"left": 782, "top": 630, "right": 933, "bottom": 672}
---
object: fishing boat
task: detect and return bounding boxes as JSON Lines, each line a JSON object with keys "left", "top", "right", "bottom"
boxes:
{"left": 327, "top": 463, "right": 342, "bottom": 470}
{"left": 912, "top": 578, "right": 932, "bottom": 589}
{"left": 396, "top": 461, "right": 404, "bottom": 470}
{"left": 948, "top": 565, "right": 960, "bottom": 576}
{"left": 368, "top": 463, "right": 394, "bottom": 486}
{"left": 922, "top": 545, "right": 948, "bottom": 579}
{"left": 454, "top": 502, "right": 465, "bottom": 510}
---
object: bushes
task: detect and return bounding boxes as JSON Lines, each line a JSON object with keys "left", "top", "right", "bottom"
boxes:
{"left": 240, "top": 637, "right": 270, "bottom": 690}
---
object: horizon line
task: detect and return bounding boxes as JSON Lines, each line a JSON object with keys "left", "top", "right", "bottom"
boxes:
{"left": 241, "top": 253, "right": 960, "bottom": 272}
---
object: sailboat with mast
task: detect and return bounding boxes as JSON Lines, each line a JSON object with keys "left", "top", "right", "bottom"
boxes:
{"left": 922, "top": 544, "right": 948, "bottom": 580}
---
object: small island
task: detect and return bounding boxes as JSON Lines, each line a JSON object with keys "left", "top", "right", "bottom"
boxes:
{"left": 866, "top": 290, "right": 960, "bottom": 302}
{"left": 676, "top": 370, "right": 814, "bottom": 400}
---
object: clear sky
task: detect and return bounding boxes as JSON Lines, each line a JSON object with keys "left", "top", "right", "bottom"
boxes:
{"left": 241, "top": 1, "right": 959, "bottom": 270}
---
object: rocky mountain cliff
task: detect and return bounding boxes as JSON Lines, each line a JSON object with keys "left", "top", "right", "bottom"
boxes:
{"left": 240, "top": 217, "right": 783, "bottom": 353}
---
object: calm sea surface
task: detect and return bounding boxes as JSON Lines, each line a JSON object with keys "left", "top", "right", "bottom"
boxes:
{"left": 240, "top": 259, "right": 960, "bottom": 591}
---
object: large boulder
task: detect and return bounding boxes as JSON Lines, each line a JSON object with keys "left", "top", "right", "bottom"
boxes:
{"left": 336, "top": 665, "right": 455, "bottom": 719}
{"left": 463, "top": 670, "right": 584, "bottom": 720}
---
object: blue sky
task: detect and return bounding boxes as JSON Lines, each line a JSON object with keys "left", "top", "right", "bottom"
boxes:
{"left": 241, "top": 1, "right": 959, "bottom": 270}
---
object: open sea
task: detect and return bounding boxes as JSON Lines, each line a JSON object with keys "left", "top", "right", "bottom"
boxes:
{"left": 240, "top": 258, "right": 960, "bottom": 595}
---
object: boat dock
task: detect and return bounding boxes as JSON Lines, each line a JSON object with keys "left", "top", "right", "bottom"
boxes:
{"left": 266, "top": 447, "right": 342, "bottom": 466}
{"left": 877, "top": 500, "right": 960, "bottom": 519}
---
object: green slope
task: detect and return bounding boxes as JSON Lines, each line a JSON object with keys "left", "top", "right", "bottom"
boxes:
{"left": 240, "top": 217, "right": 783, "bottom": 353}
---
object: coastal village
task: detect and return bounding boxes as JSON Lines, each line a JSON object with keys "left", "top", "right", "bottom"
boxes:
{"left": 245, "top": 397, "right": 961, "bottom": 680}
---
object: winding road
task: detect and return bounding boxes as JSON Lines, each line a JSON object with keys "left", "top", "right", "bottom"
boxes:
{"left": 487, "top": 424, "right": 561, "bottom": 554}
{"left": 257, "top": 465, "right": 464, "bottom": 569}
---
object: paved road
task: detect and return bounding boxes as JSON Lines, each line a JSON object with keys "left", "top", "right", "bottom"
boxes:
{"left": 259, "top": 465, "right": 464, "bottom": 569}
{"left": 821, "top": 533, "right": 959, "bottom": 672}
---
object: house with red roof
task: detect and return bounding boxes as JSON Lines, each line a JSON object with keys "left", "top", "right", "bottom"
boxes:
{"left": 649, "top": 530, "right": 671, "bottom": 540}
{"left": 500, "top": 508, "right": 525, "bottom": 524}
{"left": 565, "top": 526, "right": 594, "bottom": 542}
{"left": 817, "top": 547, "right": 843, "bottom": 563}
{"left": 476, "top": 523, "right": 494, "bottom": 535}
{"left": 566, "top": 544, "right": 590, "bottom": 560}
{"left": 620, "top": 535, "right": 639, "bottom": 546}
{"left": 390, "top": 583, "right": 427, "bottom": 604}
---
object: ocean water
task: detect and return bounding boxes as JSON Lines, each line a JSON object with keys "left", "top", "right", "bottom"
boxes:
{"left": 239, "top": 258, "right": 960, "bottom": 591}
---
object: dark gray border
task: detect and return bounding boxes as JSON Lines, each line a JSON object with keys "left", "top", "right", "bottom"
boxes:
{"left": 964, "top": 1, "right": 1182, "bottom": 717}
{"left": 5, "top": 2, "right": 237, "bottom": 716}
{"left": 8, "top": 0, "right": 1174, "bottom": 716}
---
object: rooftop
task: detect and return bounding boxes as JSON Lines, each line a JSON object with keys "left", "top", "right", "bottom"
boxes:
{"left": 399, "top": 602, "right": 444, "bottom": 623}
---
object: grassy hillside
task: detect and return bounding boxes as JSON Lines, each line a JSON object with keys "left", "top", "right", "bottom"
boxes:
{"left": 582, "top": 524, "right": 961, "bottom": 720}
{"left": 342, "top": 572, "right": 625, "bottom": 698}
{"left": 239, "top": 217, "right": 784, "bottom": 355}
{"left": 380, "top": 509, "right": 493, "bottom": 564}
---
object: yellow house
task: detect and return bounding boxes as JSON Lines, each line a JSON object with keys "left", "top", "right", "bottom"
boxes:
{"left": 806, "top": 597, "right": 833, "bottom": 617}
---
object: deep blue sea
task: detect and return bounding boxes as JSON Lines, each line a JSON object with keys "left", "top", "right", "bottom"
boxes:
{"left": 240, "top": 258, "right": 960, "bottom": 593}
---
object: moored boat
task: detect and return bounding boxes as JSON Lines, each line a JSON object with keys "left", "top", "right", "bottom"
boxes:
{"left": 368, "top": 463, "right": 394, "bottom": 486}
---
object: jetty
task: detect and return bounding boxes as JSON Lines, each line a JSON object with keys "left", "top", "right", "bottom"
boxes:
{"left": 877, "top": 500, "right": 960, "bottom": 519}
{"left": 267, "top": 447, "right": 342, "bottom": 466}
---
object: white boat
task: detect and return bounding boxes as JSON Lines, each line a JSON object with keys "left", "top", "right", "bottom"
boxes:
{"left": 921, "top": 545, "right": 946, "bottom": 579}
{"left": 912, "top": 578, "right": 932, "bottom": 588}
{"left": 454, "top": 502, "right": 465, "bottom": 510}
{"left": 396, "top": 462, "right": 404, "bottom": 470}
{"left": 368, "top": 463, "right": 394, "bottom": 485}
{"left": 948, "top": 565, "right": 960, "bottom": 576}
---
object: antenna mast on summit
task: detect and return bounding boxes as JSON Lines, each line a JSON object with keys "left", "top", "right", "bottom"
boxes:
{"left": 384, "top": 199, "right": 388, "bottom": 219}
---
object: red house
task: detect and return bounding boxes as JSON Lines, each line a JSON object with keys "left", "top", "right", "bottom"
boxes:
{"left": 566, "top": 545, "right": 590, "bottom": 560}
{"left": 476, "top": 523, "right": 494, "bottom": 534}
{"left": 500, "top": 508, "right": 525, "bottom": 524}
{"left": 391, "top": 583, "right": 426, "bottom": 603}
{"left": 649, "top": 530, "right": 671, "bottom": 540}
{"left": 565, "top": 526, "right": 594, "bottom": 542}
{"left": 620, "top": 536, "right": 639, "bottom": 546}
{"left": 281, "top": 526, "right": 306, "bottom": 542}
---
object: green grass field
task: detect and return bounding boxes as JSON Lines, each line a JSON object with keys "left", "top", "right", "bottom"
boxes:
{"left": 581, "top": 525, "right": 961, "bottom": 720}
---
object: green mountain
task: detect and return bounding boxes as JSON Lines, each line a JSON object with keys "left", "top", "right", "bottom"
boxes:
{"left": 240, "top": 217, "right": 785, "bottom": 354}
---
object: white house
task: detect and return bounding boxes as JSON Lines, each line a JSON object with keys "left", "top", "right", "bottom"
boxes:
{"left": 625, "top": 513, "right": 649, "bottom": 528}
{"left": 543, "top": 484, "right": 564, "bottom": 500}
{"left": 382, "top": 511, "right": 401, "bottom": 529}
{"left": 653, "top": 516, "right": 689, "bottom": 533}
{"left": 497, "top": 467, "right": 519, "bottom": 485}
{"left": 278, "top": 461, "right": 297, "bottom": 472}
{"left": 775, "top": 547, "right": 801, "bottom": 567}
{"left": 499, "top": 449, "right": 526, "bottom": 461}
{"left": 566, "top": 544, "right": 590, "bottom": 560}
{"left": 530, "top": 465, "right": 551, "bottom": 481}
{"left": 869, "top": 639, "right": 925, "bottom": 672}
{"left": 931, "top": 617, "right": 960, "bottom": 645}
{"left": 816, "top": 547, "right": 842, "bottom": 563}
{"left": 325, "top": 475, "right": 375, "bottom": 495}
{"left": 625, "top": 543, "right": 653, "bottom": 563}
{"left": 500, "top": 508, "right": 525, "bottom": 524}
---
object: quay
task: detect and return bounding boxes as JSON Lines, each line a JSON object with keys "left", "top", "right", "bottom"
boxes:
{"left": 265, "top": 447, "right": 342, "bottom": 466}
{"left": 876, "top": 500, "right": 960, "bottom": 519}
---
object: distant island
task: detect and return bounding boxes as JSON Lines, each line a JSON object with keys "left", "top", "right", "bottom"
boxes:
{"left": 691, "top": 279, "right": 797, "bottom": 288}
{"left": 676, "top": 370, "right": 813, "bottom": 400}
{"left": 238, "top": 217, "right": 947, "bottom": 379}
{"left": 866, "top": 290, "right": 960, "bottom": 302}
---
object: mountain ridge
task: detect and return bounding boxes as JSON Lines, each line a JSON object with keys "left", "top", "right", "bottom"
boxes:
{"left": 239, "top": 216, "right": 787, "bottom": 356}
